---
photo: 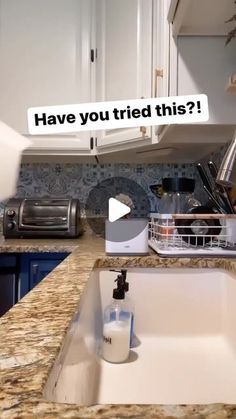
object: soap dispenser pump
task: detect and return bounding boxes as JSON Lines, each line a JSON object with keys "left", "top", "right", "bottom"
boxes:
{"left": 102, "top": 272, "right": 132, "bottom": 363}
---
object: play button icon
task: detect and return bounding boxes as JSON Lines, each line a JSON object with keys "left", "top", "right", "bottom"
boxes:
{"left": 108, "top": 198, "right": 131, "bottom": 222}
{"left": 85, "top": 176, "right": 150, "bottom": 240}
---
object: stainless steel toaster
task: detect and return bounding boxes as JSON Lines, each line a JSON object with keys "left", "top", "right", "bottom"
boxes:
{"left": 3, "top": 198, "right": 81, "bottom": 238}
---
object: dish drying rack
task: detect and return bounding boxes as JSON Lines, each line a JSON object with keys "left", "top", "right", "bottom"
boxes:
{"left": 149, "top": 213, "right": 236, "bottom": 257}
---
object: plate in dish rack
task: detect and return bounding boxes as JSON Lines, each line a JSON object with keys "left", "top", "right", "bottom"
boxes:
{"left": 148, "top": 239, "right": 236, "bottom": 258}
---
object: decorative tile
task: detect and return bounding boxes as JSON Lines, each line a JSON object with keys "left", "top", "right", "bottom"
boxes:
{"left": 25, "top": 163, "right": 192, "bottom": 212}
{"left": 0, "top": 153, "right": 223, "bottom": 213}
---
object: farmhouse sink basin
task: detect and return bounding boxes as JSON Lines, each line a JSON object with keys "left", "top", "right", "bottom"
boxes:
{"left": 44, "top": 268, "right": 236, "bottom": 405}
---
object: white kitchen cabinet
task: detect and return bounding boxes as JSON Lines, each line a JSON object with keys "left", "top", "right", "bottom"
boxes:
{"left": 176, "top": 37, "right": 236, "bottom": 124}
{"left": 0, "top": 0, "right": 234, "bottom": 160}
{"left": 154, "top": 0, "right": 236, "bottom": 148}
{"left": 0, "top": 0, "right": 93, "bottom": 154}
{"left": 156, "top": 0, "right": 236, "bottom": 125}
{"left": 95, "top": 0, "right": 156, "bottom": 153}
{"left": 0, "top": 0, "right": 158, "bottom": 155}
{"left": 166, "top": 34, "right": 236, "bottom": 129}
{"left": 168, "top": 0, "right": 236, "bottom": 36}
{"left": 23, "top": 136, "right": 94, "bottom": 156}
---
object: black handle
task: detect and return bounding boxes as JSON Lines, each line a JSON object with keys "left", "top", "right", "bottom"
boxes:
{"left": 196, "top": 163, "right": 213, "bottom": 193}
{"left": 202, "top": 185, "right": 224, "bottom": 213}
{"left": 208, "top": 160, "right": 218, "bottom": 178}
{"left": 208, "top": 161, "right": 225, "bottom": 194}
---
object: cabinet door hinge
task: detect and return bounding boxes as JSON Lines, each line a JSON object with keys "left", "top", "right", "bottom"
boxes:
{"left": 90, "top": 49, "right": 97, "bottom": 62}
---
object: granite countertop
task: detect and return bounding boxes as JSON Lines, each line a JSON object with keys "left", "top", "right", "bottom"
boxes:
{"left": 0, "top": 235, "right": 80, "bottom": 253}
{"left": 0, "top": 233, "right": 236, "bottom": 419}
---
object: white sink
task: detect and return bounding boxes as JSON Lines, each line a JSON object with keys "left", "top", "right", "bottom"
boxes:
{"left": 44, "top": 267, "right": 236, "bottom": 405}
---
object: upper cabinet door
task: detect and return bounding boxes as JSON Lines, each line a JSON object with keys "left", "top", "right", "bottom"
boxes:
{"left": 0, "top": 0, "right": 92, "bottom": 153}
{"left": 95, "top": 0, "right": 155, "bottom": 152}
{"left": 176, "top": 37, "right": 236, "bottom": 125}
{"left": 168, "top": 0, "right": 236, "bottom": 36}
{"left": 153, "top": 0, "right": 170, "bottom": 99}
{"left": 153, "top": 0, "right": 170, "bottom": 136}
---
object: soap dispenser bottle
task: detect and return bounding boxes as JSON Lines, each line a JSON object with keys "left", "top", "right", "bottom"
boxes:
{"left": 102, "top": 274, "right": 132, "bottom": 363}
{"left": 110, "top": 269, "right": 135, "bottom": 347}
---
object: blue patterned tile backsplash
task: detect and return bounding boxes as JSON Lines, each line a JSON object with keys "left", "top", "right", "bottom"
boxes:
{"left": 1, "top": 141, "right": 225, "bottom": 216}
{"left": 12, "top": 163, "right": 196, "bottom": 213}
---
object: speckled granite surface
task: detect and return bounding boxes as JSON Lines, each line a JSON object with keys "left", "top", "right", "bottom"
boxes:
{"left": 0, "top": 235, "right": 80, "bottom": 253}
{"left": 0, "top": 233, "right": 236, "bottom": 418}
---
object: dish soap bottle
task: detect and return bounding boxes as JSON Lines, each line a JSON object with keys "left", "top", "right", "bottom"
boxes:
{"left": 102, "top": 273, "right": 132, "bottom": 363}
{"left": 110, "top": 269, "right": 135, "bottom": 347}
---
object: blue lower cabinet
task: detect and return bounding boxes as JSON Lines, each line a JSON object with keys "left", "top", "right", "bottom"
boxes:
{"left": 0, "top": 255, "right": 18, "bottom": 315}
{"left": 19, "top": 253, "right": 68, "bottom": 298}
{"left": 30, "top": 259, "right": 62, "bottom": 288}
{"left": 0, "top": 255, "right": 17, "bottom": 267}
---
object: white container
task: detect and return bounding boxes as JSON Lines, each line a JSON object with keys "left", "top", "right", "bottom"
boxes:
{"left": 105, "top": 219, "right": 149, "bottom": 255}
{"left": 225, "top": 218, "right": 236, "bottom": 245}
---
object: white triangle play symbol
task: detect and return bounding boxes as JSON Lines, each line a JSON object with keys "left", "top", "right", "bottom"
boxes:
{"left": 108, "top": 197, "right": 131, "bottom": 222}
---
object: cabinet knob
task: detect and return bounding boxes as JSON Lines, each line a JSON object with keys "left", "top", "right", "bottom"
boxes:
{"left": 154, "top": 68, "right": 163, "bottom": 98}
{"left": 140, "top": 126, "right": 147, "bottom": 136}
{"left": 7, "top": 209, "right": 15, "bottom": 217}
{"left": 7, "top": 221, "right": 16, "bottom": 230}
{"left": 140, "top": 96, "right": 147, "bottom": 137}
